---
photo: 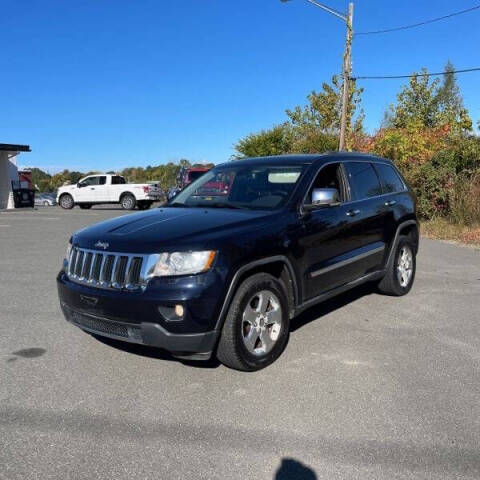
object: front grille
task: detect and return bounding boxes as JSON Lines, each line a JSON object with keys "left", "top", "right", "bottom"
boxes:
{"left": 70, "top": 309, "right": 141, "bottom": 340}
{"left": 67, "top": 247, "right": 151, "bottom": 291}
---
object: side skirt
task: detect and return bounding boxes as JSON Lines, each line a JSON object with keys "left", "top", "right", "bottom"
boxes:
{"left": 294, "top": 269, "right": 386, "bottom": 316}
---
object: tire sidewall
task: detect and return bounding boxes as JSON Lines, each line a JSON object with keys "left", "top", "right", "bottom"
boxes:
{"left": 121, "top": 194, "right": 135, "bottom": 210}
{"left": 392, "top": 237, "right": 416, "bottom": 295}
{"left": 231, "top": 276, "right": 290, "bottom": 370}
{"left": 60, "top": 194, "right": 74, "bottom": 209}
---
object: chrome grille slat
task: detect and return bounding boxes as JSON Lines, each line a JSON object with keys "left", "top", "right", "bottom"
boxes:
{"left": 66, "top": 248, "right": 148, "bottom": 292}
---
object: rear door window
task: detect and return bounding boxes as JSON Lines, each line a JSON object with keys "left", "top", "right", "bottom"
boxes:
{"left": 344, "top": 162, "right": 382, "bottom": 201}
{"left": 374, "top": 163, "right": 405, "bottom": 193}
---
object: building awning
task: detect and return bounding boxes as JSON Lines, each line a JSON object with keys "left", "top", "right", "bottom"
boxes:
{"left": 0, "top": 144, "right": 31, "bottom": 152}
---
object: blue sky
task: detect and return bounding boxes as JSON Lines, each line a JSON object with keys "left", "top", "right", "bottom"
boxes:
{"left": 2, "top": 0, "right": 479, "bottom": 173}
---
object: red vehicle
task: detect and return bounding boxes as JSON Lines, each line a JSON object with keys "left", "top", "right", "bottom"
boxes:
{"left": 168, "top": 166, "right": 212, "bottom": 200}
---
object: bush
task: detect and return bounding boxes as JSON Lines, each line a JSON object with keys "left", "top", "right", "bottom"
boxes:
{"left": 450, "top": 172, "right": 480, "bottom": 226}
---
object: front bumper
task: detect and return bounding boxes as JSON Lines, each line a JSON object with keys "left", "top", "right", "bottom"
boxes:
{"left": 57, "top": 271, "right": 222, "bottom": 359}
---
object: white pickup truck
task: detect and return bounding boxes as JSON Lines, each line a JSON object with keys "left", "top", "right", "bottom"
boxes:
{"left": 57, "top": 174, "right": 163, "bottom": 210}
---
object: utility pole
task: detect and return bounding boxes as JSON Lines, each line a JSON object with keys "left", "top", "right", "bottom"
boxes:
{"left": 281, "top": 0, "right": 354, "bottom": 151}
{"left": 339, "top": 2, "right": 353, "bottom": 151}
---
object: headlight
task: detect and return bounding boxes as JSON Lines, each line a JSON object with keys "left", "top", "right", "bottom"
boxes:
{"left": 152, "top": 251, "right": 216, "bottom": 277}
{"left": 65, "top": 242, "right": 72, "bottom": 261}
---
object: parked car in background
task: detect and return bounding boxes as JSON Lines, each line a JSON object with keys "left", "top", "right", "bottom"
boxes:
{"left": 57, "top": 174, "right": 162, "bottom": 210}
{"left": 168, "top": 166, "right": 211, "bottom": 200}
{"left": 35, "top": 193, "right": 56, "bottom": 207}
{"left": 58, "top": 153, "right": 419, "bottom": 371}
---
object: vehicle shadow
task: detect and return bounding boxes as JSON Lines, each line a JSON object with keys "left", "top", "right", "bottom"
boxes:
{"left": 290, "top": 282, "right": 376, "bottom": 333}
{"left": 274, "top": 458, "right": 317, "bottom": 479}
{"left": 90, "top": 282, "right": 376, "bottom": 369}
{"left": 91, "top": 335, "right": 221, "bottom": 369}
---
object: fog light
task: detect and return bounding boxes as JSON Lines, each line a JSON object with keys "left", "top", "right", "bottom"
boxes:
{"left": 158, "top": 305, "right": 185, "bottom": 322}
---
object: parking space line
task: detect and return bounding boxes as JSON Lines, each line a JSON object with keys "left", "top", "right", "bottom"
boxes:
{"left": 0, "top": 225, "right": 11, "bottom": 227}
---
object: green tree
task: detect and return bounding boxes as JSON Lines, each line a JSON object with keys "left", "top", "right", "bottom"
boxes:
{"left": 286, "top": 75, "right": 364, "bottom": 140}
{"left": 234, "top": 123, "right": 294, "bottom": 158}
{"left": 388, "top": 69, "right": 441, "bottom": 129}
{"left": 435, "top": 62, "right": 472, "bottom": 131}
{"left": 388, "top": 63, "right": 472, "bottom": 132}
{"left": 234, "top": 75, "right": 364, "bottom": 157}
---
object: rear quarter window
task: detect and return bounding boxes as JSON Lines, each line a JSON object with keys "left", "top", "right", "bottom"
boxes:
{"left": 374, "top": 163, "right": 405, "bottom": 193}
{"left": 344, "top": 162, "right": 383, "bottom": 200}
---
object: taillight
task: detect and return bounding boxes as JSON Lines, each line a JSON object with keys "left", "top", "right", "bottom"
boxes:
{"left": 143, "top": 186, "right": 149, "bottom": 193}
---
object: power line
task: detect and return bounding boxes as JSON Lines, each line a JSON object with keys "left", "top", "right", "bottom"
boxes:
{"left": 355, "top": 4, "right": 480, "bottom": 36}
{"left": 351, "top": 67, "right": 480, "bottom": 81}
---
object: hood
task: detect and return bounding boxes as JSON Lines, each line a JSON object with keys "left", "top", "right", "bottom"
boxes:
{"left": 73, "top": 207, "right": 278, "bottom": 253}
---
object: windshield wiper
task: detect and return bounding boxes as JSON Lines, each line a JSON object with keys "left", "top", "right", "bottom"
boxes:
{"left": 204, "top": 203, "right": 247, "bottom": 210}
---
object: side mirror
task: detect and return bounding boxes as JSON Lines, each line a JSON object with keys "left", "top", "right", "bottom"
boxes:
{"left": 77, "top": 182, "right": 84, "bottom": 188}
{"left": 304, "top": 188, "right": 340, "bottom": 211}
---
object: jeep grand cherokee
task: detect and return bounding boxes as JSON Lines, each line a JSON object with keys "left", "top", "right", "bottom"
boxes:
{"left": 57, "top": 153, "right": 418, "bottom": 371}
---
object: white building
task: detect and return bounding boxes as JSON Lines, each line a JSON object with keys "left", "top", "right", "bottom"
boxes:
{"left": 0, "top": 144, "right": 31, "bottom": 209}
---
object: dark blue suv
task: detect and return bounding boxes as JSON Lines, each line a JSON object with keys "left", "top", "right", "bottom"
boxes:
{"left": 57, "top": 153, "right": 419, "bottom": 371}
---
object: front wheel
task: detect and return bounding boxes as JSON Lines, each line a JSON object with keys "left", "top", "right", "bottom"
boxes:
{"left": 59, "top": 194, "right": 74, "bottom": 210}
{"left": 216, "top": 273, "right": 290, "bottom": 371}
{"left": 377, "top": 236, "right": 416, "bottom": 296}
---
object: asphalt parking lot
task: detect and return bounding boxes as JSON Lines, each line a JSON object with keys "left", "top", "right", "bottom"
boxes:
{"left": 1, "top": 206, "right": 479, "bottom": 480}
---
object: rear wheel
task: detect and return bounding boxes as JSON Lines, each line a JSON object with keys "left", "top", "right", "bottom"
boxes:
{"left": 59, "top": 194, "right": 74, "bottom": 210}
{"left": 216, "top": 273, "right": 290, "bottom": 371}
{"left": 120, "top": 194, "right": 136, "bottom": 210}
{"left": 377, "top": 236, "right": 416, "bottom": 296}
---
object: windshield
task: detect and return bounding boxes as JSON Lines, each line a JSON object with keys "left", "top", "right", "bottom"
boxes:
{"left": 170, "top": 164, "right": 305, "bottom": 210}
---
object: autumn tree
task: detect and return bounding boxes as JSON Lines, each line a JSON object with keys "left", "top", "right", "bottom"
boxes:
{"left": 234, "top": 75, "right": 364, "bottom": 157}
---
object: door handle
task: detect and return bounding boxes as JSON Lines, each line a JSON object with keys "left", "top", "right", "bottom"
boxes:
{"left": 346, "top": 209, "right": 360, "bottom": 217}
{"left": 90, "top": 188, "right": 95, "bottom": 190}
{"left": 384, "top": 200, "right": 396, "bottom": 207}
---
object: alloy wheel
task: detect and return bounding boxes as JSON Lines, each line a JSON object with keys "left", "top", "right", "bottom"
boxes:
{"left": 397, "top": 246, "right": 413, "bottom": 287}
{"left": 241, "top": 290, "right": 282, "bottom": 356}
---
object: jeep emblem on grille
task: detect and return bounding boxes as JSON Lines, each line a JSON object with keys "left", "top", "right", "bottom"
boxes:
{"left": 95, "top": 241, "right": 109, "bottom": 250}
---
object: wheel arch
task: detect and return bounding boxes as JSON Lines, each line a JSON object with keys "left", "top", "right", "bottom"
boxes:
{"left": 385, "top": 219, "right": 419, "bottom": 270}
{"left": 119, "top": 191, "right": 135, "bottom": 200}
{"left": 215, "top": 256, "right": 299, "bottom": 332}
{"left": 59, "top": 191, "right": 75, "bottom": 202}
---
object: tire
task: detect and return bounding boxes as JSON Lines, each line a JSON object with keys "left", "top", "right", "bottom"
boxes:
{"left": 43, "top": 201, "right": 49, "bottom": 207}
{"left": 79, "top": 204, "right": 92, "bottom": 210}
{"left": 59, "top": 194, "right": 74, "bottom": 210}
{"left": 137, "top": 202, "right": 152, "bottom": 210}
{"left": 120, "top": 193, "right": 136, "bottom": 210}
{"left": 377, "top": 235, "right": 416, "bottom": 296}
{"left": 216, "top": 273, "right": 290, "bottom": 372}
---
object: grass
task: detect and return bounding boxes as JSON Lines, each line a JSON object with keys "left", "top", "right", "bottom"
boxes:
{"left": 421, "top": 218, "right": 480, "bottom": 247}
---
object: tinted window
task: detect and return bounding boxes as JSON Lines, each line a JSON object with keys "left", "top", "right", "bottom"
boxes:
{"left": 344, "top": 162, "right": 382, "bottom": 200}
{"left": 112, "top": 176, "right": 126, "bottom": 185}
{"left": 81, "top": 176, "right": 100, "bottom": 186}
{"left": 98, "top": 176, "right": 106, "bottom": 185}
{"left": 187, "top": 170, "right": 207, "bottom": 182}
{"left": 375, "top": 163, "right": 404, "bottom": 193}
